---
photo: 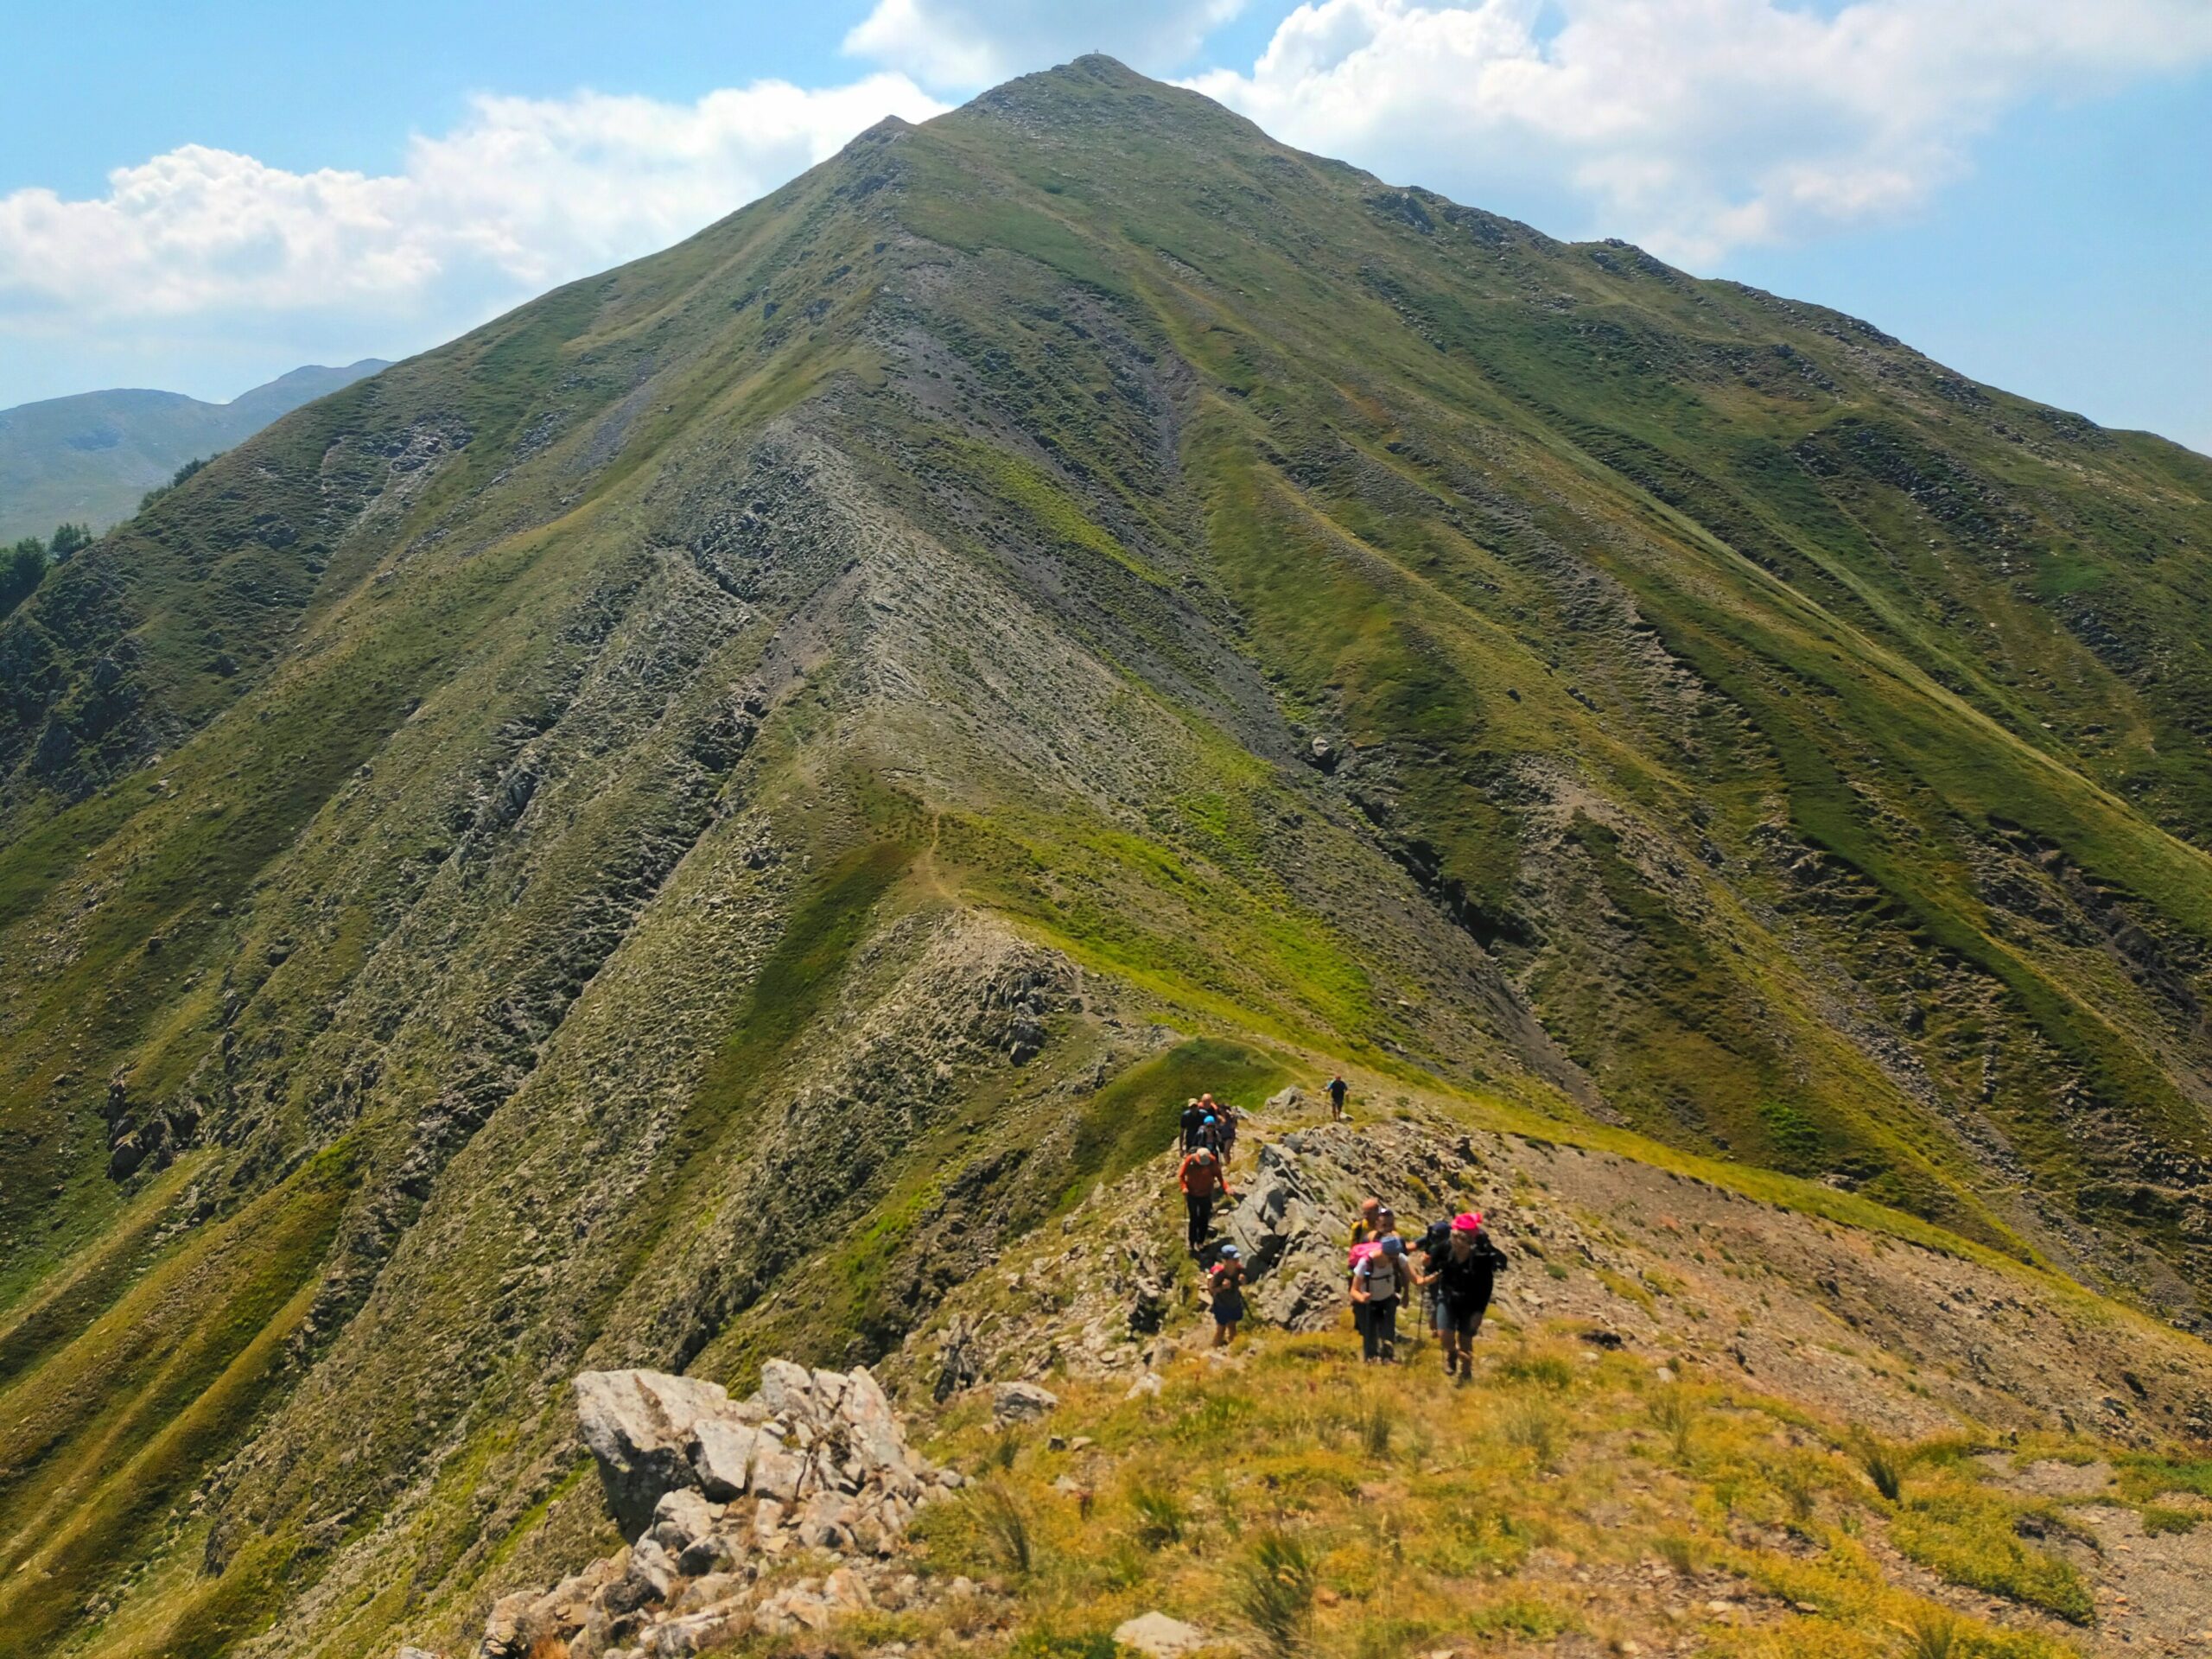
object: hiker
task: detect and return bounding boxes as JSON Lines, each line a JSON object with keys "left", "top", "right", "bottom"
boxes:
{"left": 1199, "top": 1113, "right": 1225, "bottom": 1158}
{"left": 1179, "top": 1097, "right": 1205, "bottom": 1152}
{"left": 1351, "top": 1236, "right": 1410, "bottom": 1362}
{"left": 1370, "top": 1205, "right": 1402, "bottom": 1254}
{"left": 1349, "top": 1196, "right": 1382, "bottom": 1249}
{"left": 1179, "top": 1143, "right": 1230, "bottom": 1251}
{"left": 1215, "top": 1101, "right": 1239, "bottom": 1164}
{"left": 1414, "top": 1216, "right": 1452, "bottom": 1344}
{"left": 1209, "top": 1244, "right": 1246, "bottom": 1346}
{"left": 1415, "top": 1211, "right": 1510, "bottom": 1380}
{"left": 1327, "top": 1073, "right": 1348, "bottom": 1120}
{"left": 1344, "top": 1203, "right": 1380, "bottom": 1353}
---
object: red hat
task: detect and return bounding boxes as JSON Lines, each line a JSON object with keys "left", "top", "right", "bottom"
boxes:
{"left": 1452, "top": 1211, "right": 1483, "bottom": 1231}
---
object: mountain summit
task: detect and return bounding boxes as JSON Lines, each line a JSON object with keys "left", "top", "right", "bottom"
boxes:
{"left": 3, "top": 57, "right": 2212, "bottom": 1656}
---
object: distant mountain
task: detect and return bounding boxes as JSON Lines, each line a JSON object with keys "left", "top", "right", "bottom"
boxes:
{"left": 0, "top": 359, "right": 388, "bottom": 541}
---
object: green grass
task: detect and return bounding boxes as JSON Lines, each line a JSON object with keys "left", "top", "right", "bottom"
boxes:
{"left": 1064, "top": 1036, "right": 1287, "bottom": 1198}
{"left": 0, "top": 1141, "right": 355, "bottom": 1658}
{"left": 895, "top": 1322, "right": 2092, "bottom": 1659}
{"left": 1888, "top": 1482, "right": 2094, "bottom": 1624}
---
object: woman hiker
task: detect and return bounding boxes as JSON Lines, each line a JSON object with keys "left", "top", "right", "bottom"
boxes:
{"left": 1351, "top": 1235, "right": 1410, "bottom": 1363}
{"left": 1416, "top": 1211, "right": 1510, "bottom": 1380}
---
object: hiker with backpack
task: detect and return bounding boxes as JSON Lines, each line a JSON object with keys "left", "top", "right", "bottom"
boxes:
{"left": 1351, "top": 1236, "right": 1410, "bottom": 1362}
{"left": 1215, "top": 1101, "right": 1239, "bottom": 1164}
{"left": 1347, "top": 1198, "right": 1383, "bottom": 1348}
{"left": 1350, "top": 1196, "right": 1382, "bottom": 1249}
{"left": 1179, "top": 1143, "right": 1230, "bottom": 1251}
{"left": 1327, "top": 1073, "right": 1348, "bottom": 1120}
{"left": 1415, "top": 1211, "right": 1510, "bottom": 1380}
{"left": 1180, "top": 1097, "right": 1205, "bottom": 1152}
{"left": 1209, "top": 1244, "right": 1246, "bottom": 1346}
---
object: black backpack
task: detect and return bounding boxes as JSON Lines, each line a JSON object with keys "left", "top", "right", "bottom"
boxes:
{"left": 1417, "top": 1219, "right": 1452, "bottom": 1262}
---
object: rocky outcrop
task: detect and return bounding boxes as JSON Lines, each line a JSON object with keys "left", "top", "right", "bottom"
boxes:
{"left": 989, "top": 1380, "right": 1058, "bottom": 1425}
{"left": 442, "top": 1360, "right": 963, "bottom": 1659}
{"left": 1223, "top": 1135, "right": 1366, "bottom": 1329}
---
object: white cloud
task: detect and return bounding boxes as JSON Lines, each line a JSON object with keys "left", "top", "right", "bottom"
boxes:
{"left": 1187, "top": 0, "right": 2212, "bottom": 264}
{"left": 845, "top": 0, "right": 1248, "bottom": 89}
{"left": 0, "top": 74, "right": 946, "bottom": 399}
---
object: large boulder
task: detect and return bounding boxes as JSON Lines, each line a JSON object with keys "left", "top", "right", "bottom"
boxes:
{"left": 991, "top": 1380, "right": 1059, "bottom": 1425}
{"left": 690, "top": 1419, "right": 757, "bottom": 1500}
{"left": 1113, "top": 1611, "right": 1211, "bottom": 1656}
{"left": 573, "top": 1370, "right": 734, "bottom": 1537}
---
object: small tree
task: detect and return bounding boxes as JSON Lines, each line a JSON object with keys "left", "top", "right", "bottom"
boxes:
{"left": 48, "top": 522, "right": 92, "bottom": 562}
{"left": 1, "top": 537, "right": 48, "bottom": 615}
{"left": 136, "top": 454, "right": 220, "bottom": 515}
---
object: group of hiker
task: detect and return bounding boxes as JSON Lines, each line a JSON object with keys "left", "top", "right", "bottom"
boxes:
{"left": 1347, "top": 1195, "right": 1508, "bottom": 1375}
{"left": 1172, "top": 1072, "right": 1508, "bottom": 1374}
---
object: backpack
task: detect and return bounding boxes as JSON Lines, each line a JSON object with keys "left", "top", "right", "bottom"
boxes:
{"left": 1348, "top": 1239, "right": 1382, "bottom": 1274}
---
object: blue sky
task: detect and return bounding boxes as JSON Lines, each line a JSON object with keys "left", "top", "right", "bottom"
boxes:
{"left": 1, "top": 0, "right": 2206, "bottom": 454}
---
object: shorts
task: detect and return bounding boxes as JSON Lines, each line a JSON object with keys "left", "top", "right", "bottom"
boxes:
{"left": 1437, "top": 1298, "right": 1491, "bottom": 1338}
{"left": 1212, "top": 1289, "right": 1245, "bottom": 1326}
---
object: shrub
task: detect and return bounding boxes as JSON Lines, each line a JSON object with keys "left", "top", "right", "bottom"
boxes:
{"left": 1503, "top": 1399, "right": 1564, "bottom": 1471}
{"left": 1011, "top": 1634, "right": 1120, "bottom": 1659}
{"left": 1128, "top": 1475, "right": 1187, "bottom": 1548}
{"left": 1771, "top": 1452, "right": 1821, "bottom": 1526}
{"left": 1499, "top": 1345, "right": 1575, "bottom": 1391}
{"left": 1234, "top": 1529, "right": 1318, "bottom": 1657}
{"left": 1852, "top": 1430, "right": 1907, "bottom": 1502}
{"left": 1649, "top": 1388, "right": 1699, "bottom": 1465}
{"left": 1467, "top": 1596, "right": 1569, "bottom": 1638}
{"left": 1894, "top": 1604, "right": 1961, "bottom": 1659}
{"left": 1654, "top": 1532, "right": 1701, "bottom": 1579}
{"left": 1891, "top": 1488, "right": 2092, "bottom": 1624}
{"left": 976, "top": 1480, "right": 1033, "bottom": 1574}
{"left": 2142, "top": 1504, "right": 2200, "bottom": 1535}
{"left": 1360, "top": 1398, "right": 1396, "bottom": 1459}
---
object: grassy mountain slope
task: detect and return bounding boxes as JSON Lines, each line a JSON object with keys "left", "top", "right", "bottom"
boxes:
{"left": 1, "top": 55, "right": 2210, "bottom": 1657}
{"left": 0, "top": 360, "right": 389, "bottom": 541}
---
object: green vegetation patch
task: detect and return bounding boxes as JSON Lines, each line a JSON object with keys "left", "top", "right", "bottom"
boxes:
{"left": 1065, "top": 1037, "right": 1289, "bottom": 1200}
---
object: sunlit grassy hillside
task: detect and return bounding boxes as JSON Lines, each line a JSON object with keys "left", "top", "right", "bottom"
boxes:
{"left": 0, "top": 54, "right": 2209, "bottom": 1659}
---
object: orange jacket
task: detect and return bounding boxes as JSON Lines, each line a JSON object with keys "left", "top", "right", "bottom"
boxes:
{"left": 1179, "top": 1153, "right": 1227, "bottom": 1198}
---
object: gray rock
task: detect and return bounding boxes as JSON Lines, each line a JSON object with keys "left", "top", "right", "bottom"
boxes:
{"left": 688, "top": 1419, "right": 756, "bottom": 1501}
{"left": 613, "top": 1537, "right": 678, "bottom": 1613}
{"left": 575, "top": 1370, "right": 733, "bottom": 1538}
{"left": 838, "top": 1368, "right": 907, "bottom": 1474}
{"left": 650, "top": 1488, "right": 721, "bottom": 1555}
{"left": 677, "top": 1532, "right": 739, "bottom": 1577}
{"left": 756, "top": 1358, "right": 817, "bottom": 1419}
{"left": 529, "top": 1558, "right": 621, "bottom": 1636}
{"left": 753, "top": 1497, "right": 787, "bottom": 1541}
{"left": 397, "top": 1649, "right": 444, "bottom": 1659}
{"left": 481, "top": 1590, "right": 537, "bottom": 1657}
{"left": 750, "top": 1433, "right": 804, "bottom": 1503}
{"left": 991, "top": 1380, "right": 1058, "bottom": 1424}
{"left": 796, "top": 1491, "right": 855, "bottom": 1550}
{"left": 1112, "top": 1611, "right": 1211, "bottom": 1656}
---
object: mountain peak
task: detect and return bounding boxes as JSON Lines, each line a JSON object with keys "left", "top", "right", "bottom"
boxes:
{"left": 6, "top": 52, "right": 2212, "bottom": 1659}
